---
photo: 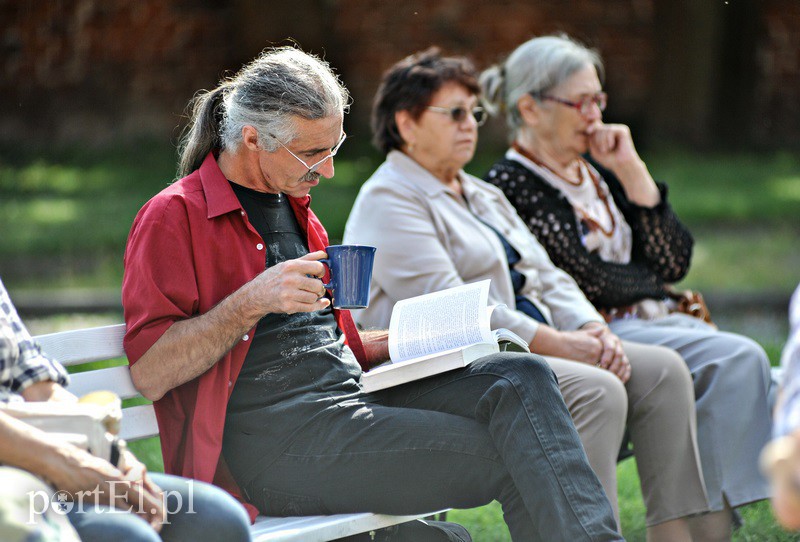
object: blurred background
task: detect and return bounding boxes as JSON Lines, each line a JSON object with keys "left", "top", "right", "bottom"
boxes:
{"left": 2, "top": 0, "right": 798, "bottom": 330}
{"left": 1, "top": 1, "right": 799, "bottom": 539}
{"left": 3, "top": 0, "right": 799, "bottom": 148}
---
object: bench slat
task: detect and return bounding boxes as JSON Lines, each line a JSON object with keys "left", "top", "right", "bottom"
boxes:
{"left": 33, "top": 324, "right": 446, "bottom": 540}
{"left": 35, "top": 324, "right": 127, "bottom": 367}
{"left": 69, "top": 365, "right": 141, "bottom": 400}
{"left": 120, "top": 404, "right": 159, "bottom": 441}
{"left": 251, "top": 512, "right": 437, "bottom": 542}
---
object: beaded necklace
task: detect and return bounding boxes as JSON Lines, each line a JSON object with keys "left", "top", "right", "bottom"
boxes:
{"left": 511, "top": 141, "right": 617, "bottom": 237}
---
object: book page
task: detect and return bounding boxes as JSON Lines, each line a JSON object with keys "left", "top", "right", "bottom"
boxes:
{"left": 492, "top": 328, "right": 530, "bottom": 353}
{"left": 388, "top": 280, "right": 493, "bottom": 363}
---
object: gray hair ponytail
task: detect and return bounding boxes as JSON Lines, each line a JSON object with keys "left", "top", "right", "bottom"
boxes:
{"left": 178, "top": 47, "right": 350, "bottom": 178}
{"left": 480, "top": 34, "right": 604, "bottom": 138}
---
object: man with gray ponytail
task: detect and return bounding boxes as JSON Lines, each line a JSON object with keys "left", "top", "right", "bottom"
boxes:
{"left": 122, "top": 46, "right": 620, "bottom": 542}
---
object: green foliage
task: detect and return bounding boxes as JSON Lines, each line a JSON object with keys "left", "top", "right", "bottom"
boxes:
{"left": 680, "top": 224, "right": 800, "bottom": 293}
{"left": 616, "top": 459, "right": 647, "bottom": 540}
{"left": 1, "top": 142, "right": 797, "bottom": 292}
{"left": 643, "top": 149, "right": 800, "bottom": 226}
{"left": 127, "top": 437, "right": 165, "bottom": 473}
{"left": 448, "top": 502, "right": 510, "bottom": 541}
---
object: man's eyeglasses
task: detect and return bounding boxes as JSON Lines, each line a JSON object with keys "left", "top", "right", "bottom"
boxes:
{"left": 268, "top": 131, "right": 347, "bottom": 174}
{"left": 426, "top": 105, "right": 488, "bottom": 127}
{"left": 530, "top": 92, "right": 608, "bottom": 116}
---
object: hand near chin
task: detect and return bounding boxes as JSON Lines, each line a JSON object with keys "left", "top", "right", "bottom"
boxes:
{"left": 586, "top": 122, "right": 659, "bottom": 206}
{"left": 586, "top": 122, "right": 641, "bottom": 172}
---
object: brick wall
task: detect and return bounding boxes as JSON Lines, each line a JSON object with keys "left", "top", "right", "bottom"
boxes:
{"left": 0, "top": 0, "right": 797, "bottom": 149}
{"left": 0, "top": 0, "right": 230, "bottom": 145}
{"left": 753, "top": 0, "right": 800, "bottom": 147}
{"left": 335, "top": 0, "right": 657, "bottom": 130}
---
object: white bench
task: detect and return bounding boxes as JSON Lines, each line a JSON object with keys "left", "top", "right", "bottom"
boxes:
{"left": 34, "top": 323, "right": 441, "bottom": 542}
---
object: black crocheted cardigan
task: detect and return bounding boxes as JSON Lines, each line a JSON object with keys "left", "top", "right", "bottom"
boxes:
{"left": 484, "top": 157, "right": 694, "bottom": 311}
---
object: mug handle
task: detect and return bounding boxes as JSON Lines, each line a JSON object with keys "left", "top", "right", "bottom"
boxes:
{"left": 319, "top": 259, "right": 333, "bottom": 289}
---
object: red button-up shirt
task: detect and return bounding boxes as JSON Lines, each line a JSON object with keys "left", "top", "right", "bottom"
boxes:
{"left": 122, "top": 152, "right": 366, "bottom": 522}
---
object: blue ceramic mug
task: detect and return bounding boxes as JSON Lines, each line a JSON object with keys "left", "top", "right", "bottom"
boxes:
{"left": 321, "top": 245, "right": 377, "bottom": 309}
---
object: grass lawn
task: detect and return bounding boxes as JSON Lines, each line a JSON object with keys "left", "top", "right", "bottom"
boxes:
{"left": 449, "top": 459, "right": 800, "bottom": 541}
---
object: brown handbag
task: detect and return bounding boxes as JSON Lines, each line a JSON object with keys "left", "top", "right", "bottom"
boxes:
{"left": 666, "top": 286, "right": 715, "bottom": 326}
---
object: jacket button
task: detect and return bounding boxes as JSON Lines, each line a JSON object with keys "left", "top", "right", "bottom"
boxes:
{"left": 243, "top": 334, "right": 250, "bottom": 341}
{"left": 256, "top": 243, "right": 264, "bottom": 250}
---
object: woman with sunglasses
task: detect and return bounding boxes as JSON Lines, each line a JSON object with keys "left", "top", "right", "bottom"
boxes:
{"left": 481, "top": 34, "right": 772, "bottom": 541}
{"left": 345, "top": 47, "right": 711, "bottom": 538}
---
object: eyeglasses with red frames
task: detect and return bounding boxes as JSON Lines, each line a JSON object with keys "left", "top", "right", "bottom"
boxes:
{"left": 426, "top": 105, "right": 488, "bottom": 127}
{"left": 267, "top": 131, "right": 347, "bottom": 174}
{"left": 530, "top": 92, "right": 608, "bottom": 116}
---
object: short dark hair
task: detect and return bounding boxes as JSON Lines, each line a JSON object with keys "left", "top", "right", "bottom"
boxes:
{"left": 370, "top": 47, "right": 480, "bottom": 155}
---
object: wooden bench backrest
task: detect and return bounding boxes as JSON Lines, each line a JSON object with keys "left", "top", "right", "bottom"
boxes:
{"left": 35, "top": 324, "right": 158, "bottom": 442}
{"left": 33, "top": 323, "right": 445, "bottom": 541}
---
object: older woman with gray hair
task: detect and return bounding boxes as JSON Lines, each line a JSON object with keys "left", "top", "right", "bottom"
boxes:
{"left": 345, "top": 47, "right": 715, "bottom": 540}
{"left": 481, "top": 34, "right": 772, "bottom": 541}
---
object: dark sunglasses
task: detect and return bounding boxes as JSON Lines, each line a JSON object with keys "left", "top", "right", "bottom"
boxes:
{"left": 426, "top": 105, "right": 487, "bottom": 126}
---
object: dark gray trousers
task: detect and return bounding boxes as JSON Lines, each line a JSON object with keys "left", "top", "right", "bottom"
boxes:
{"left": 247, "top": 352, "right": 622, "bottom": 542}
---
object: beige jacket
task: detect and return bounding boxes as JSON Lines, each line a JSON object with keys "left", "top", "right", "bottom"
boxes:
{"left": 343, "top": 151, "right": 603, "bottom": 344}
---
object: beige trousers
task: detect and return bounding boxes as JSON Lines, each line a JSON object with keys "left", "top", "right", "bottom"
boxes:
{"left": 546, "top": 340, "right": 709, "bottom": 527}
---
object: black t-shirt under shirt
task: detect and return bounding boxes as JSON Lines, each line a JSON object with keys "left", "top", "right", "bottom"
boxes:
{"left": 223, "top": 182, "right": 362, "bottom": 487}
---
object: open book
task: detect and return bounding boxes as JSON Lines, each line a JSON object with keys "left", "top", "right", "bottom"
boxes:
{"left": 0, "top": 391, "right": 125, "bottom": 466}
{"left": 361, "top": 280, "right": 529, "bottom": 393}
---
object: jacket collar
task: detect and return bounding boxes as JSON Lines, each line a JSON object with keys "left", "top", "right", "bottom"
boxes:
{"left": 199, "top": 152, "right": 242, "bottom": 219}
{"left": 386, "top": 150, "right": 459, "bottom": 198}
{"left": 385, "top": 150, "right": 502, "bottom": 206}
{"left": 198, "top": 151, "right": 312, "bottom": 218}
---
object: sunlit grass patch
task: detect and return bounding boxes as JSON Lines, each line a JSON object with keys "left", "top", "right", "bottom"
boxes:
{"left": 644, "top": 150, "right": 800, "bottom": 225}
{"left": 681, "top": 224, "right": 800, "bottom": 293}
{"left": 771, "top": 175, "right": 800, "bottom": 202}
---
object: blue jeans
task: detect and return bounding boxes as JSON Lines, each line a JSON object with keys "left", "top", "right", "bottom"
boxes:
{"left": 245, "top": 352, "right": 621, "bottom": 542}
{"left": 67, "top": 473, "right": 251, "bottom": 542}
